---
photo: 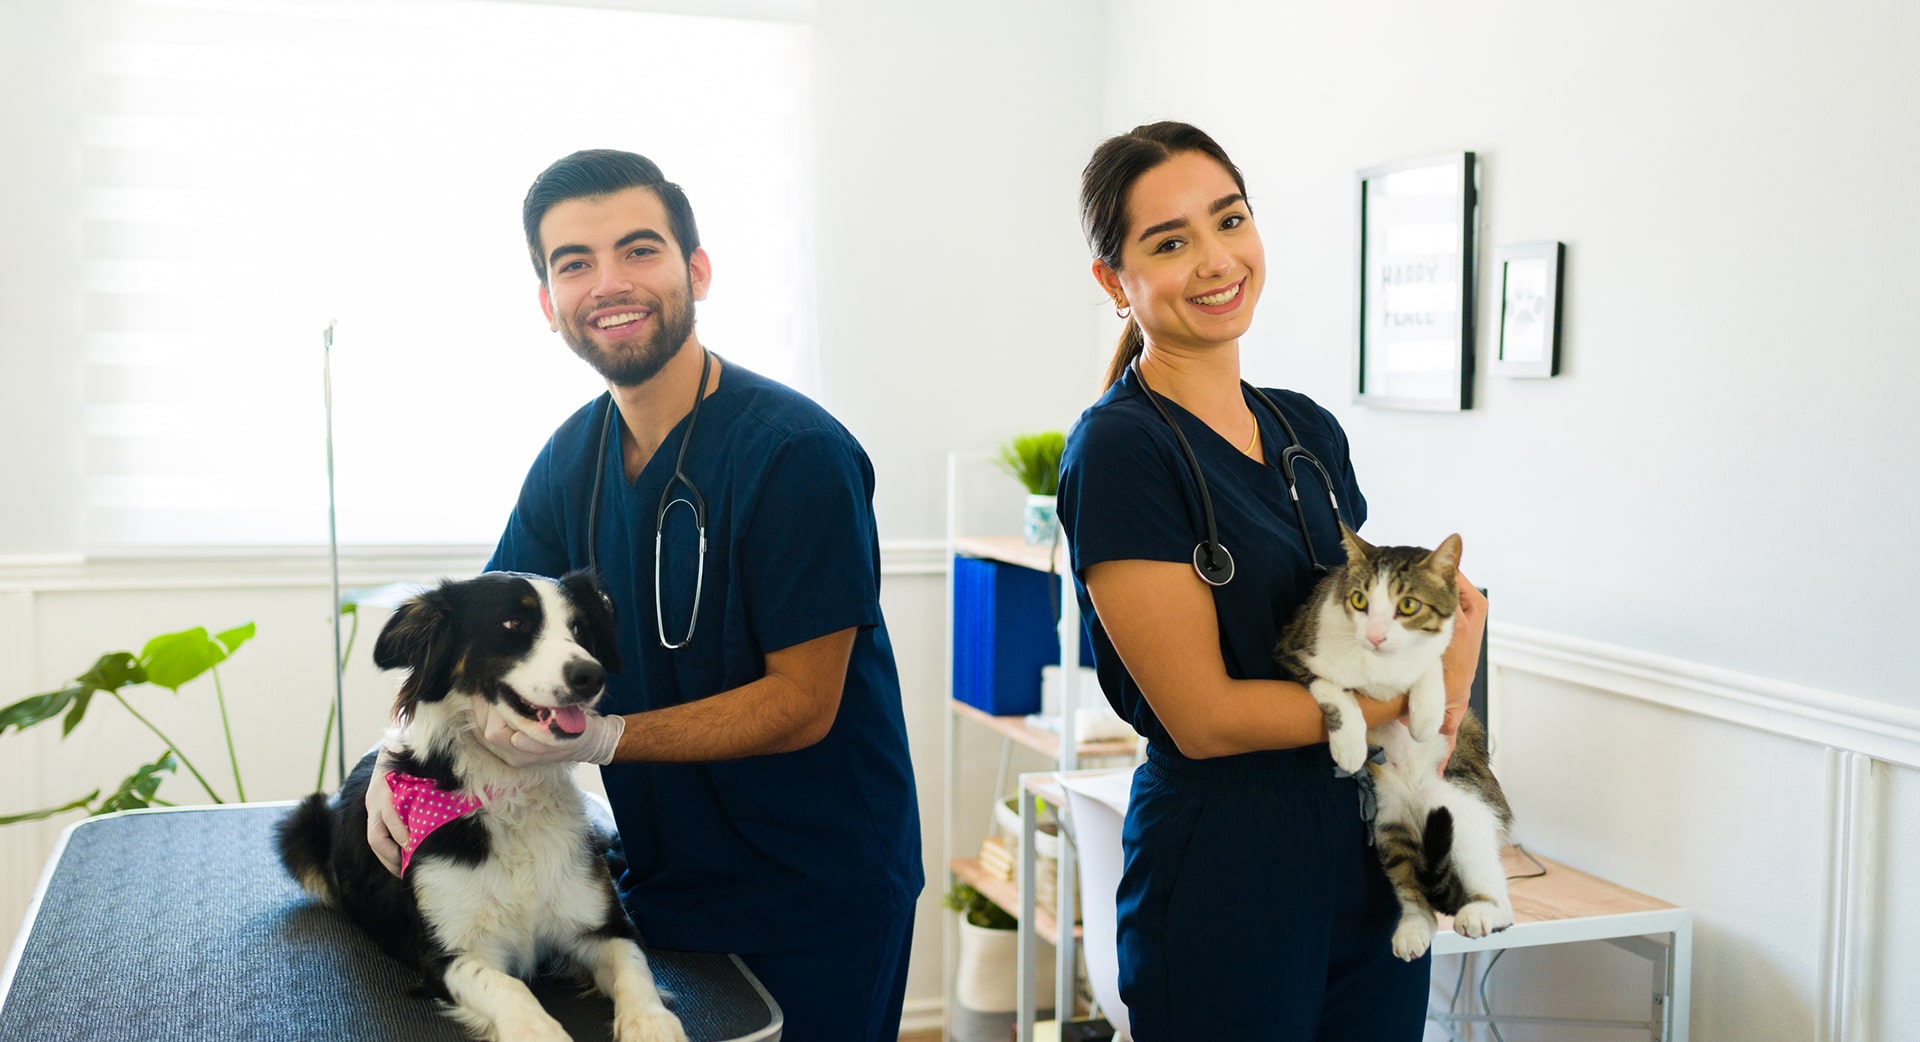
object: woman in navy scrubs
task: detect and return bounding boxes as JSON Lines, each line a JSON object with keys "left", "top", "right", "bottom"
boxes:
{"left": 1057, "top": 122, "right": 1487, "bottom": 1039}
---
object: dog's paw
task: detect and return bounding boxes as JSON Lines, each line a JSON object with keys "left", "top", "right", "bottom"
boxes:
{"left": 1327, "top": 724, "right": 1368, "bottom": 775}
{"left": 1452, "top": 900, "right": 1514, "bottom": 939}
{"left": 495, "top": 1012, "right": 573, "bottom": 1042}
{"left": 614, "top": 1006, "right": 687, "bottom": 1042}
{"left": 1391, "top": 914, "right": 1435, "bottom": 961}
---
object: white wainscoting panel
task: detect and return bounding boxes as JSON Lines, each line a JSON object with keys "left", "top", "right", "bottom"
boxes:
{"left": 1871, "top": 762, "right": 1919, "bottom": 1042}
{"left": 1487, "top": 624, "right": 1911, "bottom": 1042}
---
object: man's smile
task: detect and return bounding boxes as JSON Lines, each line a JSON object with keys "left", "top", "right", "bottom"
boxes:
{"left": 587, "top": 305, "right": 653, "bottom": 334}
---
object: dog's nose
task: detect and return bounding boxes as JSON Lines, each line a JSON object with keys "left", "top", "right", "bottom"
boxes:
{"left": 564, "top": 658, "right": 605, "bottom": 698}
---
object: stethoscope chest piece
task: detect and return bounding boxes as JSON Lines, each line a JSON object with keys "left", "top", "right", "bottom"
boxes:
{"left": 1193, "top": 541, "right": 1234, "bottom": 586}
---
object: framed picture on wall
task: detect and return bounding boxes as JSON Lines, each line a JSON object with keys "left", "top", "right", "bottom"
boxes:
{"left": 1354, "top": 152, "right": 1477, "bottom": 411}
{"left": 1494, "top": 241, "right": 1564, "bottom": 378}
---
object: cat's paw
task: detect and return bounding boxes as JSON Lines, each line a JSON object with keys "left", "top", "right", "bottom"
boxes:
{"left": 1451, "top": 900, "right": 1514, "bottom": 939}
{"left": 1407, "top": 696, "right": 1443, "bottom": 742}
{"left": 1392, "top": 914, "right": 1435, "bottom": 961}
{"left": 1327, "top": 723, "right": 1368, "bottom": 774}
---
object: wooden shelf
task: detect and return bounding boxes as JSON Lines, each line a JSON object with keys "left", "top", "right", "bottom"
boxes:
{"left": 952, "top": 699, "right": 1139, "bottom": 760}
{"left": 953, "top": 534, "right": 1067, "bottom": 574}
{"left": 950, "top": 857, "right": 1081, "bottom": 945}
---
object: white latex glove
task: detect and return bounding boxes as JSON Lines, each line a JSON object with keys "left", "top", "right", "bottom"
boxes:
{"left": 472, "top": 693, "right": 625, "bottom": 768}
{"left": 365, "top": 745, "right": 409, "bottom": 877}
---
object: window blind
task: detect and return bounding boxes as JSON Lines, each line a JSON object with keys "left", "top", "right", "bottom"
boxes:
{"left": 78, "top": 0, "right": 812, "bottom": 549}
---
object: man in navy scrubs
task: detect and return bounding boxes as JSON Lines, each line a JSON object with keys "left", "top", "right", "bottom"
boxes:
{"left": 372, "top": 149, "right": 922, "bottom": 1042}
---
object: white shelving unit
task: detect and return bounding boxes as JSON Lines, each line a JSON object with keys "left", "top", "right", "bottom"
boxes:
{"left": 941, "top": 452, "right": 1137, "bottom": 1041}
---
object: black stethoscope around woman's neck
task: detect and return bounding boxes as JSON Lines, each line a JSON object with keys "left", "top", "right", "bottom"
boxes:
{"left": 586, "top": 347, "right": 711, "bottom": 649}
{"left": 1128, "top": 358, "right": 1342, "bottom": 586}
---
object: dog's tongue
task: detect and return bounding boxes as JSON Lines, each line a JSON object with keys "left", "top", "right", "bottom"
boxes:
{"left": 538, "top": 706, "right": 589, "bottom": 736}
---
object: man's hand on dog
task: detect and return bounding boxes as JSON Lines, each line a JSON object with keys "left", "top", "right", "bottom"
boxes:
{"left": 473, "top": 695, "right": 626, "bottom": 768}
{"left": 368, "top": 746, "right": 410, "bottom": 877}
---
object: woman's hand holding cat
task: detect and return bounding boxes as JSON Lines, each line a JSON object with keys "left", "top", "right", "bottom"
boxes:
{"left": 1438, "top": 569, "right": 1488, "bottom": 765}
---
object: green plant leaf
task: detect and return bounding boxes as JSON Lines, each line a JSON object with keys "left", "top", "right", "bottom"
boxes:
{"left": 942, "top": 881, "right": 1017, "bottom": 929}
{"left": 95, "top": 752, "right": 178, "bottom": 814}
{"left": 339, "top": 600, "right": 358, "bottom": 616}
{"left": 994, "top": 430, "right": 1067, "bottom": 496}
{"left": 214, "top": 622, "right": 256, "bottom": 655}
{"left": 0, "top": 685, "right": 85, "bottom": 736}
{"left": 140, "top": 627, "right": 228, "bottom": 692}
{"left": 76, "top": 651, "right": 144, "bottom": 692}
{"left": 61, "top": 688, "right": 96, "bottom": 737}
{"left": 0, "top": 790, "right": 101, "bottom": 826}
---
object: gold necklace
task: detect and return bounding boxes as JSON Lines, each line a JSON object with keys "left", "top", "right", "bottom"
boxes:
{"left": 1243, "top": 417, "right": 1259, "bottom": 456}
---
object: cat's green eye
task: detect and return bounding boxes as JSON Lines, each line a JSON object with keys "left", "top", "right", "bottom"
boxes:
{"left": 1397, "top": 597, "right": 1421, "bottom": 616}
{"left": 1348, "top": 590, "right": 1368, "bottom": 611}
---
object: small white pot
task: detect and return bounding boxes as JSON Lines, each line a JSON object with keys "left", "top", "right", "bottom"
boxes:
{"left": 953, "top": 914, "right": 1056, "bottom": 1013}
{"left": 1022, "top": 493, "right": 1059, "bottom": 547}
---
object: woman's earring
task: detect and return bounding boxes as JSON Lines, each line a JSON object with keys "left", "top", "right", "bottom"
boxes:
{"left": 1114, "top": 300, "right": 1131, "bottom": 319}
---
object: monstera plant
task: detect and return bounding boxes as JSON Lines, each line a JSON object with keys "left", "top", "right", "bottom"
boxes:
{"left": 0, "top": 591, "right": 366, "bottom": 826}
{"left": 0, "top": 621, "right": 261, "bottom": 825}
{"left": 0, "top": 622, "right": 261, "bottom": 824}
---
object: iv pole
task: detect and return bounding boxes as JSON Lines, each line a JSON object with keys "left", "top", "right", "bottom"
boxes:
{"left": 323, "top": 320, "right": 347, "bottom": 787}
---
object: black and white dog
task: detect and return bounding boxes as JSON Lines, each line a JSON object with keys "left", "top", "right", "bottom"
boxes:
{"left": 277, "top": 571, "right": 684, "bottom": 1042}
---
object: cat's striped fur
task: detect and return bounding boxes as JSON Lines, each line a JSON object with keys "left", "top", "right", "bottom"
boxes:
{"left": 1275, "top": 526, "right": 1514, "bottom": 960}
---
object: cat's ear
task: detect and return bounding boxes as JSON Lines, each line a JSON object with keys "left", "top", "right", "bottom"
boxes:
{"left": 1338, "top": 523, "right": 1374, "bottom": 565}
{"left": 1426, "top": 533, "right": 1464, "bottom": 575}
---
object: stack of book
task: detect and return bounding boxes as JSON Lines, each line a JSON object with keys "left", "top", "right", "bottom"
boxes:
{"left": 977, "top": 834, "right": 1014, "bottom": 882}
{"left": 1035, "top": 850, "right": 1058, "bottom": 920}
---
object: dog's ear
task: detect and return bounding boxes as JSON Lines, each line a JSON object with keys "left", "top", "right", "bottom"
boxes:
{"left": 373, "top": 583, "right": 458, "bottom": 715}
{"left": 561, "top": 569, "right": 621, "bottom": 674}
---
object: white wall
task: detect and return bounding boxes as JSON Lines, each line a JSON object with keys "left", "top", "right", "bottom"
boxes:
{"left": 7, "top": 0, "right": 1919, "bottom": 1036}
{"left": 1093, "top": 1, "right": 1919, "bottom": 1037}
{"left": 1096, "top": 0, "right": 1920, "bottom": 710}
{"left": 0, "top": 0, "right": 85, "bottom": 558}
{"left": 810, "top": 0, "right": 1108, "bottom": 544}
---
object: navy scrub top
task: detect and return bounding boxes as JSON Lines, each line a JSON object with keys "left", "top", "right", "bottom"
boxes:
{"left": 1058, "top": 365, "right": 1368, "bottom": 758}
{"left": 488, "top": 358, "right": 923, "bottom": 954}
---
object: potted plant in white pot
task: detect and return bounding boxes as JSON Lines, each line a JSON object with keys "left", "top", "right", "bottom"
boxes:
{"left": 945, "top": 882, "right": 1055, "bottom": 1040}
{"left": 995, "top": 431, "right": 1066, "bottom": 547}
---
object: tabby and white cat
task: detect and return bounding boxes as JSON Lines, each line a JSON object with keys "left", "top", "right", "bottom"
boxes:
{"left": 1274, "top": 526, "right": 1514, "bottom": 960}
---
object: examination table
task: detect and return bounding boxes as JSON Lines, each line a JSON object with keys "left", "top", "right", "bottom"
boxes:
{"left": 0, "top": 804, "right": 781, "bottom": 1041}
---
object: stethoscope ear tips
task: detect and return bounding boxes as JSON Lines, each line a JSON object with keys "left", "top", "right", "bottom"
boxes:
{"left": 1192, "top": 541, "right": 1235, "bottom": 587}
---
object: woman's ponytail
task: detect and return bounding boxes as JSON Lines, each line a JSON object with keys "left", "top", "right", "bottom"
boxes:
{"left": 1103, "top": 316, "right": 1144, "bottom": 389}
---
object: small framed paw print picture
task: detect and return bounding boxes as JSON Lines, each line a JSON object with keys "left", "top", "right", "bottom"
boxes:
{"left": 1493, "top": 241, "right": 1564, "bottom": 378}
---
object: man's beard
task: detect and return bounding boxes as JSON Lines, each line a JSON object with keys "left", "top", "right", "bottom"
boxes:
{"left": 558, "top": 280, "right": 696, "bottom": 388}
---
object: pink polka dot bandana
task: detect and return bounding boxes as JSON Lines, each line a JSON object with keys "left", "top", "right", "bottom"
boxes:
{"left": 386, "top": 770, "right": 486, "bottom": 875}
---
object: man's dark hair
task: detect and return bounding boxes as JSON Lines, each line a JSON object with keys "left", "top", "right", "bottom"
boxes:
{"left": 521, "top": 149, "right": 702, "bottom": 282}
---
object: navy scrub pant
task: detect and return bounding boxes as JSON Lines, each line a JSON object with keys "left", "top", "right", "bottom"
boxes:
{"left": 737, "top": 903, "right": 916, "bottom": 1042}
{"left": 1117, "top": 744, "right": 1430, "bottom": 1040}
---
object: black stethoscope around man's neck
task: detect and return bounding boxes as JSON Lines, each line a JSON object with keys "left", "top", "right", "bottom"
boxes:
{"left": 1128, "top": 359, "right": 1342, "bottom": 586}
{"left": 586, "top": 347, "right": 711, "bottom": 649}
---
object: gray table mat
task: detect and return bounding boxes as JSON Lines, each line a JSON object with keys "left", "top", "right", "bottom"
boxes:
{"left": 0, "top": 805, "right": 778, "bottom": 1042}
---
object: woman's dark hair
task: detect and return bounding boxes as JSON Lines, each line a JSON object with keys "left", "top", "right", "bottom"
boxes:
{"left": 1080, "top": 122, "right": 1251, "bottom": 388}
{"left": 522, "top": 149, "right": 701, "bottom": 282}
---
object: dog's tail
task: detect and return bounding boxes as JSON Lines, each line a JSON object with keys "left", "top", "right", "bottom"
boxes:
{"left": 276, "top": 793, "right": 338, "bottom": 907}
